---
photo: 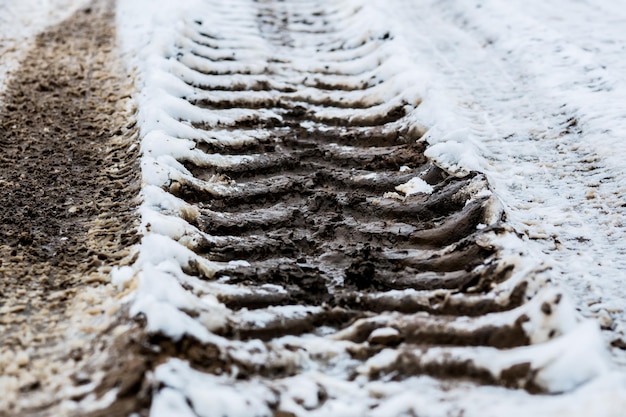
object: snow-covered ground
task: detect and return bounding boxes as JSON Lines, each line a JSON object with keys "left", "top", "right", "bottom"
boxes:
{"left": 374, "top": 0, "right": 626, "bottom": 411}
{"left": 371, "top": 0, "right": 626, "bottom": 411}
{"left": 375, "top": 0, "right": 626, "bottom": 361}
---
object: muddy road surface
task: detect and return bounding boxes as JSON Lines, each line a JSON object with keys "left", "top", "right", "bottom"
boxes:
{"left": 0, "top": 1, "right": 140, "bottom": 415}
{"left": 113, "top": 1, "right": 587, "bottom": 416}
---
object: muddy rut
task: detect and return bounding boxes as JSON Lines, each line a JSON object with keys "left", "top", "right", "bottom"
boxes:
{"left": 0, "top": 1, "right": 140, "bottom": 415}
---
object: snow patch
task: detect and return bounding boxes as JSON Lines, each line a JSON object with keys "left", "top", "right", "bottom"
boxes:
{"left": 395, "top": 176, "right": 433, "bottom": 195}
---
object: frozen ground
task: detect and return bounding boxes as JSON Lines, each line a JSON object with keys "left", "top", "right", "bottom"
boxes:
{"left": 3, "top": 0, "right": 626, "bottom": 415}
{"left": 115, "top": 0, "right": 626, "bottom": 415}
{"left": 370, "top": 0, "right": 626, "bottom": 410}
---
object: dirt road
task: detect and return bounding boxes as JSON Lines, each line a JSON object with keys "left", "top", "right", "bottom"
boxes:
{"left": 0, "top": 1, "right": 141, "bottom": 414}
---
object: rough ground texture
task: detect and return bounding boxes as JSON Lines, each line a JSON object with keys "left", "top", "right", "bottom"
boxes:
{"left": 0, "top": 0, "right": 141, "bottom": 414}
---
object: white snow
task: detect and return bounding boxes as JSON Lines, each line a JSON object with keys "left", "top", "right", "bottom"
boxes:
{"left": 395, "top": 176, "right": 434, "bottom": 196}
{"left": 371, "top": 0, "right": 626, "bottom": 362}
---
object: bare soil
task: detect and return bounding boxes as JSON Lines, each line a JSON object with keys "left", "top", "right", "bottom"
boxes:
{"left": 0, "top": 1, "right": 142, "bottom": 414}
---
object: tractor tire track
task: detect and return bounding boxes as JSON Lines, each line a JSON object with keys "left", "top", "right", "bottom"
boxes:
{"left": 0, "top": 1, "right": 141, "bottom": 415}
{"left": 109, "top": 1, "right": 605, "bottom": 415}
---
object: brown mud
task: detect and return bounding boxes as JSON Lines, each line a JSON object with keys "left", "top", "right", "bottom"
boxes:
{"left": 0, "top": 1, "right": 142, "bottom": 415}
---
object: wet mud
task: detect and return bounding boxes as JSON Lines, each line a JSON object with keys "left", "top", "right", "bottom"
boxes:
{"left": 0, "top": 1, "right": 141, "bottom": 415}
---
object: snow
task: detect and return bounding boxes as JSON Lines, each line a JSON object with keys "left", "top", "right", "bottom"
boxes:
{"left": 150, "top": 353, "right": 625, "bottom": 417}
{"left": 395, "top": 176, "right": 434, "bottom": 196}
{"left": 153, "top": 360, "right": 276, "bottom": 417}
{"left": 372, "top": 0, "right": 626, "bottom": 361}
{"left": 367, "top": 0, "right": 626, "bottom": 408}
{"left": 233, "top": 305, "right": 323, "bottom": 327}
{"left": 424, "top": 136, "right": 484, "bottom": 177}
{"left": 369, "top": 327, "right": 400, "bottom": 340}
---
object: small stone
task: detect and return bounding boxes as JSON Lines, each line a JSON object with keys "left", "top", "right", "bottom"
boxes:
{"left": 595, "top": 309, "right": 614, "bottom": 330}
